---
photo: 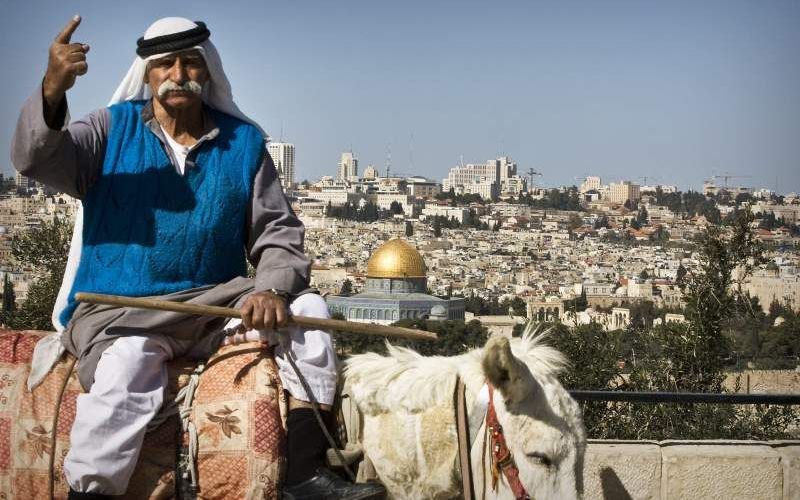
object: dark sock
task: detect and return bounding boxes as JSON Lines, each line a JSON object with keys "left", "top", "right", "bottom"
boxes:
{"left": 285, "top": 408, "right": 335, "bottom": 486}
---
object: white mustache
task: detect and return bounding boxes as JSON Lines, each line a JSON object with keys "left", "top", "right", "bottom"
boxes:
{"left": 157, "top": 80, "right": 203, "bottom": 98}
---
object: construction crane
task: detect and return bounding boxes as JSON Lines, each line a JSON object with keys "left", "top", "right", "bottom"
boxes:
{"left": 711, "top": 173, "right": 751, "bottom": 189}
{"left": 527, "top": 167, "right": 543, "bottom": 189}
{"left": 637, "top": 176, "right": 657, "bottom": 186}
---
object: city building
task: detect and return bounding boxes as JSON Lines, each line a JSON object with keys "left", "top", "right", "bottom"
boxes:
{"left": 337, "top": 151, "right": 359, "bottom": 181}
{"left": 326, "top": 238, "right": 465, "bottom": 324}
{"left": 267, "top": 141, "right": 295, "bottom": 191}
{"left": 420, "top": 205, "right": 469, "bottom": 224}
{"left": 406, "top": 177, "right": 441, "bottom": 199}
{"left": 580, "top": 176, "right": 602, "bottom": 194}
{"left": 362, "top": 165, "right": 378, "bottom": 180}
{"left": 608, "top": 181, "right": 641, "bottom": 205}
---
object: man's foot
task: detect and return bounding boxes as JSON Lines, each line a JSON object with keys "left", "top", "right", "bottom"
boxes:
{"left": 282, "top": 467, "right": 386, "bottom": 500}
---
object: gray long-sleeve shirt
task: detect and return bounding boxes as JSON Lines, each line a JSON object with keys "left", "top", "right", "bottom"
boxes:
{"left": 11, "top": 87, "right": 311, "bottom": 296}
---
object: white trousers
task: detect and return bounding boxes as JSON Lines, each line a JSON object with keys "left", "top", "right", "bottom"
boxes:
{"left": 64, "top": 293, "right": 338, "bottom": 495}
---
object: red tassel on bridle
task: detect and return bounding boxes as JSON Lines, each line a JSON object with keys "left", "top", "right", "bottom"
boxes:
{"left": 486, "top": 384, "right": 531, "bottom": 500}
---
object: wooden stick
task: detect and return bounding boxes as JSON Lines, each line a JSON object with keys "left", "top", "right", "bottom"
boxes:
{"left": 75, "top": 292, "right": 438, "bottom": 342}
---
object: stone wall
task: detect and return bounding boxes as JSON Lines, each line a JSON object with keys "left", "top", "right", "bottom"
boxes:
{"left": 342, "top": 394, "right": 800, "bottom": 499}
{"left": 724, "top": 370, "right": 800, "bottom": 395}
{"left": 584, "top": 440, "right": 800, "bottom": 500}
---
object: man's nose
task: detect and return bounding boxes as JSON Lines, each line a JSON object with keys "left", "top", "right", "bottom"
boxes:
{"left": 169, "top": 59, "right": 187, "bottom": 83}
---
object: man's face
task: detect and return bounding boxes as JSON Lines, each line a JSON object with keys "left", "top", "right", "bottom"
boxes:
{"left": 145, "top": 49, "right": 208, "bottom": 109}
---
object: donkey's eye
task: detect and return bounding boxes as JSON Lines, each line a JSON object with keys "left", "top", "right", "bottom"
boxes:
{"left": 526, "top": 452, "right": 553, "bottom": 467}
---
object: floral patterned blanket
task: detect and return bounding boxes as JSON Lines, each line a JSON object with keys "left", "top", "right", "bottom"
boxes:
{"left": 0, "top": 330, "right": 288, "bottom": 499}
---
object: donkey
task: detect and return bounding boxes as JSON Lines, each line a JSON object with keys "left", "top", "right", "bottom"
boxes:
{"left": 344, "top": 329, "right": 586, "bottom": 499}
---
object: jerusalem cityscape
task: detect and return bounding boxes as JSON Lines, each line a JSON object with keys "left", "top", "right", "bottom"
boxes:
{"left": 0, "top": 1, "right": 799, "bottom": 499}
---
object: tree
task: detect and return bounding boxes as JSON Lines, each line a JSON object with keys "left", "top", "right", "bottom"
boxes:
{"left": 389, "top": 201, "right": 404, "bottom": 215}
{"left": 339, "top": 279, "right": 353, "bottom": 296}
{"left": 1, "top": 275, "right": 16, "bottom": 325}
{"left": 637, "top": 207, "right": 649, "bottom": 226}
{"left": 332, "top": 318, "right": 488, "bottom": 358}
{"left": 9, "top": 216, "right": 73, "bottom": 329}
{"left": 405, "top": 221, "right": 413, "bottom": 237}
{"left": 500, "top": 296, "right": 527, "bottom": 317}
{"left": 433, "top": 217, "right": 442, "bottom": 237}
{"left": 593, "top": 216, "right": 610, "bottom": 230}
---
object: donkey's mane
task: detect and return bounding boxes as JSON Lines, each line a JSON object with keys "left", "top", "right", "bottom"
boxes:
{"left": 344, "top": 326, "right": 567, "bottom": 414}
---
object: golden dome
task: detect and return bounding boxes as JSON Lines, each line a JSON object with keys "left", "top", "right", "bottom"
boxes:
{"left": 367, "top": 238, "right": 427, "bottom": 278}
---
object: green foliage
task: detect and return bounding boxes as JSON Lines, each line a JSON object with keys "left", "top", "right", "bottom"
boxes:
{"left": 434, "top": 190, "right": 484, "bottom": 205}
{"left": 1, "top": 275, "right": 16, "bottom": 325}
{"left": 332, "top": 318, "right": 488, "bottom": 358}
{"left": 327, "top": 201, "right": 391, "bottom": 222}
{"left": 9, "top": 273, "right": 61, "bottom": 330}
{"left": 654, "top": 188, "right": 720, "bottom": 222}
{"left": 339, "top": 279, "right": 353, "bottom": 296}
{"left": 429, "top": 213, "right": 488, "bottom": 233}
{"left": 8, "top": 217, "right": 73, "bottom": 330}
{"left": 563, "top": 290, "right": 588, "bottom": 313}
{"left": 517, "top": 187, "right": 582, "bottom": 211}
{"left": 405, "top": 221, "right": 413, "bottom": 237}
{"left": 539, "top": 213, "right": 799, "bottom": 440}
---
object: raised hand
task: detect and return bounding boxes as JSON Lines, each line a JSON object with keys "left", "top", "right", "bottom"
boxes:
{"left": 43, "top": 15, "right": 90, "bottom": 107}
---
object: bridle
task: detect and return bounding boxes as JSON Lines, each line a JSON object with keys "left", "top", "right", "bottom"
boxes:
{"left": 455, "top": 377, "right": 530, "bottom": 500}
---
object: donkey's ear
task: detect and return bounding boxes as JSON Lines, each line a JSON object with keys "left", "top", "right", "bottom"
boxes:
{"left": 482, "top": 336, "right": 531, "bottom": 405}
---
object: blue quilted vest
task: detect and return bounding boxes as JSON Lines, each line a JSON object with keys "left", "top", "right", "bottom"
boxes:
{"left": 60, "top": 100, "right": 263, "bottom": 325}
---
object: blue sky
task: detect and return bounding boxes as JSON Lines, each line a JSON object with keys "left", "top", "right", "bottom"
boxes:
{"left": 2, "top": 0, "right": 799, "bottom": 192}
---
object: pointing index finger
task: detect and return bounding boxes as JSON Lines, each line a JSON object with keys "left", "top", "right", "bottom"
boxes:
{"left": 55, "top": 15, "right": 81, "bottom": 44}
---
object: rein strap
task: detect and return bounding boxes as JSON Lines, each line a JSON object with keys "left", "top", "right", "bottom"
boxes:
{"left": 487, "top": 385, "right": 530, "bottom": 500}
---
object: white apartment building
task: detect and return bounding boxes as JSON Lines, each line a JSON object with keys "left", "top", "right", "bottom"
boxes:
{"left": 501, "top": 175, "right": 527, "bottom": 195}
{"left": 267, "top": 141, "right": 295, "bottom": 191}
{"left": 580, "top": 176, "right": 602, "bottom": 193}
{"left": 310, "top": 184, "right": 365, "bottom": 207}
{"left": 362, "top": 165, "right": 378, "bottom": 179}
{"left": 375, "top": 191, "right": 413, "bottom": 211}
{"left": 337, "top": 151, "right": 358, "bottom": 181}
{"left": 420, "top": 205, "right": 469, "bottom": 224}
{"left": 608, "top": 181, "right": 641, "bottom": 205}
{"left": 489, "top": 202, "right": 531, "bottom": 217}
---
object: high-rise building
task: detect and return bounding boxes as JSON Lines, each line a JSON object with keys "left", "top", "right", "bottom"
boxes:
{"left": 608, "top": 181, "right": 641, "bottom": 205}
{"left": 267, "top": 141, "right": 295, "bottom": 191}
{"left": 337, "top": 151, "right": 358, "bottom": 181}
{"left": 442, "top": 158, "right": 503, "bottom": 201}
{"left": 580, "top": 176, "right": 602, "bottom": 193}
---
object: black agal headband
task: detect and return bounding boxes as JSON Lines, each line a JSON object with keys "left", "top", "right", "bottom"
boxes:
{"left": 136, "top": 21, "right": 210, "bottom": 58}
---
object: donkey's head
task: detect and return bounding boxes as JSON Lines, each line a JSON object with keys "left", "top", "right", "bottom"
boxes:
{"left": 478, "top": 335, "right": 586, "bottom": 499}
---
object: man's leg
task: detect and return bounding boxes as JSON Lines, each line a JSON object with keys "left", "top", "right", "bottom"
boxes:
{"left": 64, "top": 335, "right": 173, "bottom": 497}
{"left": 222, "top": 293, "right": 385, "bottom": 498}
{"left": 277, "top": 294, "right": 385, "bottom": 499}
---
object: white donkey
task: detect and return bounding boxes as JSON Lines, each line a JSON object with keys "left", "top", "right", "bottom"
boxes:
{"left": 345, "top": 330, "right": 586, "bottom": 499}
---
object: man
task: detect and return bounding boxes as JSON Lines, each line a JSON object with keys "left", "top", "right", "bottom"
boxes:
{"left": 12, "top": 16, "right": 384, "bottom": 500}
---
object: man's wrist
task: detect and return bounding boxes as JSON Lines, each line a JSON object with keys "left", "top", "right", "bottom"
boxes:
{"left": 266, "top": 288, "right": 292, "bottom": 302}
